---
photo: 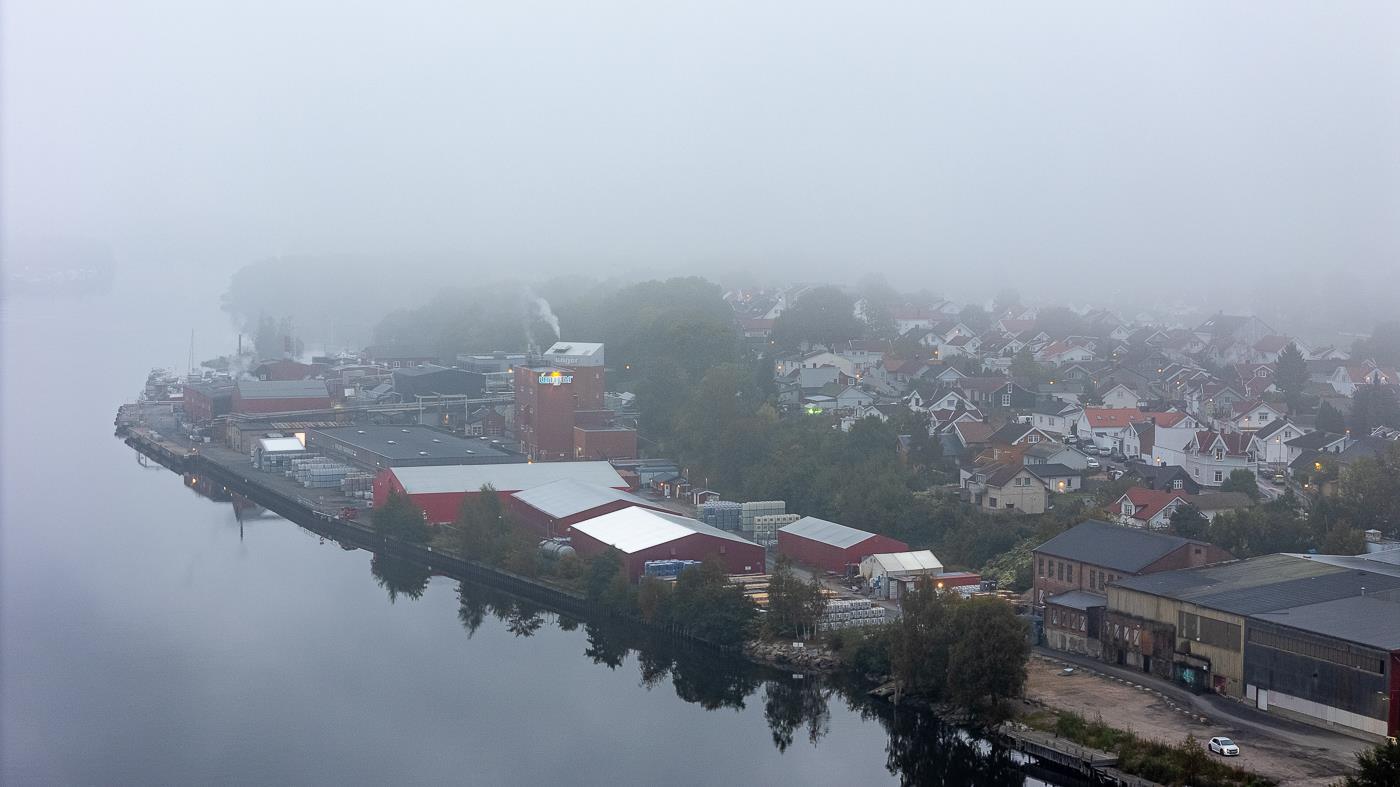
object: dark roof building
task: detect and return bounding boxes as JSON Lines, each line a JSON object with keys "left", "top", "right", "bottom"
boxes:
{"left": 392, "top": 365, "right": 485, "bottom": 400}
{"left": 1125, "top": 463, "right": 1200, "bottom": 494}
{"left": 1032, "top": 519, "right": 1230, "bottom": 610}
{"left": 306, "top": 425, "right": 518, "bottom": 471}
{"left": 232, "top": 379, "right": 332, "bottom": 414}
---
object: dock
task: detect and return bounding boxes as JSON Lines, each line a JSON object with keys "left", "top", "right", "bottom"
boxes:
{"left": 999, "top": 724, "right": 1160, "bottom": 786}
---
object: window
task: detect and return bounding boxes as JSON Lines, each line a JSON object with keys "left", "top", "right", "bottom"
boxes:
{"left": 1001, "top": 393, "right": 1011, "bottom": 407}
{"left": 1028, "top": 434, "right": 1040, "bottom": 443}
{"left": 1214, "top": 448, "right": 1224, "bottom": 460}
{"left": 1284, "top": 430, "right": 1293, "bottom": 439}
{"left": 1214, "top": 470, "right": 1223, "bottom": 483}
{"left": 1058, "top": 562, "right": 1064, "bottom": 581}
{"left": 988, "top": 496, "right": 998, "bottom": 508}
{"left": 1172, "top": 479, "right": 1183, "bottom": 490}
{"left": 1258, "top": 413, "right": 1269, "bottom": 423}
{"left": 1090, "top": 570, "right": 1098, "bottom": 589}
{"left": 1038, "top": 558, "right": 1045, "bottom": 577}
{"left": 1066, "top": 564, "right": 1073, "bottom": 583}
{"left": 1122, "top": 501, "right": 1134, "bottom": 515}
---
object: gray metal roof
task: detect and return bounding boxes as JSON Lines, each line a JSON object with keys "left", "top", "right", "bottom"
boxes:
{"left": 1046, "top": 590, "right": 1107, "bottom": 611}
{"left": 1026, "top": 463, "right": 1078, "bottom": 479}
{"left": 1251, "top": 595, "right": 1400, "bottom": 650}
{"left": 390, "top": 462, "right": 628, "bottom": 494}
{"left": 780, "top": 517, "right": 878, "bottom": 549}
{"left": 1114, "top": 553, "right": 1400, "bottom": 616}
{"left": 310, "top": 425, "right": 514, "bottom": 462}
{"left": 235, "top": 379, "right": 329, "bottom": 399}
{"left": 510, "top": 479, "right": 666, "bottom": 519}
{"left": 571, "top": 507, "right": 757, "bottom": 553}
{"left": 1035, "top": 520, "right": 1201, "bottom": 574}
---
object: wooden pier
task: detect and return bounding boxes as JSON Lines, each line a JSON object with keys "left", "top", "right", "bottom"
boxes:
{"left": 999, "top": 725, "right": 1160, "bottom": 786}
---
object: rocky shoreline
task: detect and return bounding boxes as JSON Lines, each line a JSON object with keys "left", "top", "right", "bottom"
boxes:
{"left": 742, "top": 640, "right": 843, "bottom": 673}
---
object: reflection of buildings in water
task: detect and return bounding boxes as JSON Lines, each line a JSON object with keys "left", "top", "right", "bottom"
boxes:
{"left": 230, "top": 493, "right": 275, "bottom": 521}
{"left": 183, "top": 472, "right": 232, "bottom": 503}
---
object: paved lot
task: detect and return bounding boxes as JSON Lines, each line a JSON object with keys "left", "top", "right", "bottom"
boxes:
{"left": 1027, "top": 652, "right": 1362, "bottom": 786}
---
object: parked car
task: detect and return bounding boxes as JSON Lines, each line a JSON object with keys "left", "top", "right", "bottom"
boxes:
{"left": 1086, "top": 458, "right": 1101, "bottom": 470}
{"left": 1272, "top": 472, "right": 1287, "bottom": 484}
{"left": 1208, "top": 737, "right": 1240, "bottom": 756}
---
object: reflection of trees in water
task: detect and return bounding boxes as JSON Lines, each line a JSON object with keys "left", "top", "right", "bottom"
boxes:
{"left": 876, "top": 707, "right": 1026, "bottom": 787}
{"left": 763, "top": 679, "right": 832, "bottom": 752}
{"left": 370, "top": 553, "right": 431, "bottom": 603}
{"left": 451, "top": 581, "right": 1037, "bottom": 782}
{"left": 455, "top": 581, "right": 546, "bottom": 638}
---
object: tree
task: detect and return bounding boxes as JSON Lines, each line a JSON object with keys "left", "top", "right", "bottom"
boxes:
{"left": 1316, "top": 400, "right": 1347, "bottom": 435}
{"left": 1276, "top": 342, "right": 1308, "bottom": 410}
{"left": 887, "top": 581, "right": 957, "bottom": 698}
{"left": 585, "top": 548, "right": 625, "bottom": 606}
{"left": 855, "top": 273, "right": 901, "bottom": 339}
{"left": 1167, "top": 504, "right": 1210, "bottom": 540}
{"left": 1350, "top": 384, "right": 1400, "bottom": 435}
{"left": 1350, "top": 321, "right": 1400, "bottom": 368}
{"left": 1336, "top": 443, "right": 1400, "bottom": 537}
{"left": 371, "top": 489, "right": 429, "bottom": 543}
{"left": 456, "top": 484, "right": 510, "bottom": 561}
{"left": 771, "top": 286, "right": 864, "bottom": 350}
{"left": 1209, "top": 505, "right": 1311, "bottom": 558}
{"left": 1319, "top": 523, "right": 1365, "bottom": 555}
{"left": 958, "top": 304, "right": 991, "bottom": 333}
{"left": 1338, "top": 739, "right": 1400, "bottom": 787}
{"left": 1219, "top": 469, "right": 1261, "bottom": 501}
{"left": 946, "top": 597, "right": 1029, "bottom": 718}
{"left": 992, "top": 288, "right": 1021, "bottom": 316}
{"left": 766, "top": 557, "right": 827, "bottom": 639}
{"left": 668, "top": 561, "right": 755, "bottom": 647}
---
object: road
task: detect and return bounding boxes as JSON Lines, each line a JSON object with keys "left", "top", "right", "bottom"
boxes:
{"left": 1035, "top": 647, "right": 1371, "bottom": 762}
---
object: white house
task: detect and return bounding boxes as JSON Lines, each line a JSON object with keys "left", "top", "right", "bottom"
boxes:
{"left": 1183, "top": 431, "right": 1255, "bottom": 487}
{"left": 1030, "top": 400, "right": 1083, "bottom": 437}
{"left": 1248, "top": 418, "right": 1310, "bottom": 472}
{"left": 1022, "top": 442, "right": 1090, "bottom": 470}
{"left": 1099, "top": 383, "right": 1143, "bottom": 410}
{"left": 834, "top": 386, "right": 875, "bottom": 411}
{"left": 1229, "top": 400, "right": 1288, "bottom": 432}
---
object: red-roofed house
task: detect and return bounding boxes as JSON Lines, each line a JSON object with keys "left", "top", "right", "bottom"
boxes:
{"left": 1113, "top": 488, "right": 1190, "bottom": 529}
{"left": 1250, "top": 336, "right": 1301, "bottom": 364}
{"left": 1076, "top": 408, "right": 1195, "bottom": 454}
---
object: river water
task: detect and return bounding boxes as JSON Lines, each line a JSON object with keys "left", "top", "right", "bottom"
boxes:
{"left": 0, "top": 274, "right": 1057, "bottom": 785}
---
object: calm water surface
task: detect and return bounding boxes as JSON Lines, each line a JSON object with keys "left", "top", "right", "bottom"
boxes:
{"left": 1, "top": 276, "right": 1056, "bottom": 785}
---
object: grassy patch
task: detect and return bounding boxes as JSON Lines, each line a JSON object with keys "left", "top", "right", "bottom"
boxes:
{"left": 1023, "top": 710, "right": 1274, "bottom": 787}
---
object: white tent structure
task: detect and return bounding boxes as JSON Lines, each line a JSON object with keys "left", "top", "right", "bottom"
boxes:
{"left": 859, "top": 550, "right": 943, "bottom": 582}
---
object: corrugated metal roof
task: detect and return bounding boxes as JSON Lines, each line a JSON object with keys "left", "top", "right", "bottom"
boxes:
{"left": 864, "top": 550, "right": 942, "bottom": 575}
{"left": 1253, "top": 596, "right": 1400, "bottom": 650}
{"left": 236, "top": 380, "right": 329, "bottom": 399}
{"left": 1035, "top": 520, "right": 1199, "bottom": 574}
{"left": 571, "top": 507, "right": 758, "bottom": 554}
{"left": 1046, "top": 590, "right": 1107, "bottom": 610}
{"left": 390, "top": 462, "right": 627, "bottom": 495}
{"left": 1114, "top": 553, "right": 1400, "bottom": 616}
{"left": 780, "top": 517, "right": 877, "bottom": 549}
{"left": 510, "top": 479, "right": 665, "bottom": 519}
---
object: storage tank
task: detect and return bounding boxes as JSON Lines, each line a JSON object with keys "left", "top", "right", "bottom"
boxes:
{"left": 539, "top": 539, "right": 576, "bottom": 560}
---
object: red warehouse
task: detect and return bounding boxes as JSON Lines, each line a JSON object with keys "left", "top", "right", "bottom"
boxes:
{"left": 778, "top": 517, "right": 909, "bottom": 574}
{"left": 373, "top": 462, "right": 629, "bottom": 525}
{"left": 232, "top": 379, "right": 332, "bottom": 414}
{"left": 508, "top": 479, "right": 673, "bottom": 538}
{"left": 570, "top": 507, "right": 766, "bottom": 581}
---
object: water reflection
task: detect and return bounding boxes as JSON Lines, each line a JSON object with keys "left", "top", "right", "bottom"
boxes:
{"left": 370, "top": 553, "right": 431, "bottom": 603}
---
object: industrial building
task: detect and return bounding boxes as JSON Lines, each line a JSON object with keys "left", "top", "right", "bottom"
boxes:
{"left": 569, "top": 507, "right": 766, "bottom": 580}
{"left": 777, "top": 517, "right": 909, "bottom": 574}
{"left": 231, "top": 380, "right": 332, "bottom": 414}
{"left": 391, "top": 365, "right": 485, "bottom": 401}
{"left": 457, "top": 352, "right": 527, "bottom": 375}
{"left": 572, "top": 425, "right": 638, "bottom": 460}
{"left": 509, "top": 479, "right": 673, "bottom": 538}
{"left": 373, "top": 461, "right": 629, "bottom": 524}
{"left": 1107, "top": 552, "right": 1400, "bottom": 714}
{"left": 1032, "top": 520, "right": 1231, "bottom": 609}
{"left": 184, "top": 380, "right": 235, "bottom": 423}
{"left": 514, "top": 363, "right": 606, "bottom": 461}
{"left": 305, "top": 425, "right": 518, "bottom": 471}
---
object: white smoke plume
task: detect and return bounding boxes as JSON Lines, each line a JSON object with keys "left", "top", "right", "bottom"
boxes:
{"left": 525, "top": 290, "right": 560, "bottom": 350}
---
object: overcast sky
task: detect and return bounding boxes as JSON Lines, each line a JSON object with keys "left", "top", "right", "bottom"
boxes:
{"left": 3, "top": 1, "right": 1397, "bottom": 302}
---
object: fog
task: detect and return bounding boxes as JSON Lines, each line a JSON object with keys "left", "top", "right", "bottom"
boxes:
{"left": 3, "top": 1, "right": 1397, "bottom": 302}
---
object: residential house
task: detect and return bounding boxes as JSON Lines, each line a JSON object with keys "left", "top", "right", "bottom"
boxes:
{"left": 986, "top": 422, "right": 1059, "bottom": 448}
{"left": 1076, "top": 408, "right": 1194, "bottom": 454}
{"left": 1030, "top": 399, "right": 1083, "bottom": 437}
{"left": 1249, "top": 335, "right": 1301, "bottom": 364}
{"left": 1114, "top": 488, "right": 1189, "bottom": 530}
{"left": 1229, "top": 400, "right": 1288, "bottom": 433}
{"left": 1329, "top": 365, "right": 1400, "bottom": 397}
{"left": 1027, "top": 463, "right": 1083, "bottom": 494}
{"left": 1247, "top": 418, "right": 1310, "bottom": 473}
{"left": 834, "top": 386, "right": 875, "bottom": 411}
{"left": 1182, "top": 431, "right": 1254, "bottom": 487}
{"left": 963, "top": 463, "right": 1049, "bottom": 515}
{"left": 1100, "top": 383, "right": 1143, "bottom": 410}
{"left": 1124, "top": 464, "right": 1200, "bottom": 495}
{"left": 1022, "top": 441, "right": 1091, "bottom": 471}
{"left": 1183, "top": 492, "right": 1252, "bottom": 521}
{"left": 1036, "top": 341, "right": 1095, "bottom": 367}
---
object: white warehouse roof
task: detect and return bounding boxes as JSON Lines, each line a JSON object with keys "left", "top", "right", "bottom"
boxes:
{"left": 862, "top": 550, "right": 943, "bottom": 577}
{"left": 511, "top": 479, "right": 667, "bottom": 519}
{"left": 389, "top": 462, "right": 627, "bottom": 495}
{"left": 571, "top": 507, "right": 757, "bottom": 554}
{"left": 779, "top": 516, "right": 877, "bottom": 549}
{"left": 258, "top": 437, "right": 306, "bottom": 453}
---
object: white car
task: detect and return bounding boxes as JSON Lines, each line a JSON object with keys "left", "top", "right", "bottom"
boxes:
{"left": 1086, "top": 458, "right": 1101, "bottom": 470}
{"left": 1208, "top": 737, "right": 1240, "bottom": 756}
